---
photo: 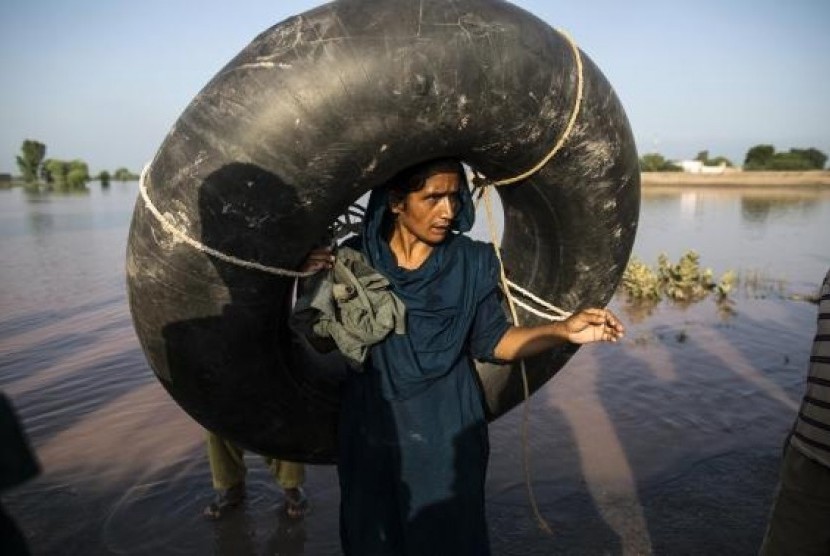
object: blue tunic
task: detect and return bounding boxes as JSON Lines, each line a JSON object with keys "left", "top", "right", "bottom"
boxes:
{"left": 338, "top": 183, "right": 511, "bottom": 555}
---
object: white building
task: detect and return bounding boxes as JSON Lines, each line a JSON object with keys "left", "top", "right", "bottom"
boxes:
{"left": 675, "top": 160, "right": 728, "bottom": 174}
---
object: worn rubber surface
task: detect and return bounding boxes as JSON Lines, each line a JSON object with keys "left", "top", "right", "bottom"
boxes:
{"left": 127, "top": 0, "right": 640, "bottom": 463}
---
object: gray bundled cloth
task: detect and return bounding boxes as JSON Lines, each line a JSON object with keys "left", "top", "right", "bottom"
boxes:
{"left": 290, "top": 246, "right": 406, "bottom": 369}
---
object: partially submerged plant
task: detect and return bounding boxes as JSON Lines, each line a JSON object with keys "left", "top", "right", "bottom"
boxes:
{"left": 657, "top": 251, "right": 714, "bottom": 301}
{"left": 620, "top": 256, "right": 662, "bottom": 301}
{"left": 715, "top": 270, "right": 737, "bottom": 300}
{"left": 620, "top": 250, "right": 735, "bottom": 304}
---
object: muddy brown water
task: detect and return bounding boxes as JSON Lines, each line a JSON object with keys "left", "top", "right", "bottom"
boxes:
{"left": 1, "top": 183, "right": 828, "bottom": 555}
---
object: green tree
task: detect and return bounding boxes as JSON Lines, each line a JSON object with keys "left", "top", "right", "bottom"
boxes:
{"left": 744, "top": 145, "right": 828, "bottom": 171}
{"left": 790, "top": 148, "right": 827, "bottom": 170}
{"left": 66, "top": 160, "right": 90, "bottom": 189}
{"left": 99, "top": 170, "right": 111, "bottom": 187}
{"left": 767, "top": 152, "right": 813, "bottom": 171}
{"left": 708, "top": 156, "right": 733, "bottom": 167}
{"left": 39, "top": 163, "right": 50, "bottom": 183}
{"left": 40, "top": 159, "right": 90, "bottom": 189}
{"left": 16, "top": 140, "right": 46, "bottom": 183}
{"left": 113, "top": 167, "right": 137, "bottom": 181}
{"left": 43, "top": 159, "right": 69, "bottom": 185}
{"left": 744, "top": 144, "right": 775, "bottom": 170}
{"left": 639, "top": 153, "right": 681, "bottom": 172}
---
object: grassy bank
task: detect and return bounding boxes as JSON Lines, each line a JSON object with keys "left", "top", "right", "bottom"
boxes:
{"left": 641, "top": 170, "right": 830, "bottom": 188}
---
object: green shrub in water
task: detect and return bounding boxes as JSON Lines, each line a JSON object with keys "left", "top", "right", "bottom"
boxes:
{"left": 620, "top": 257, "right": 662, "bottom": 300}
{"left": 621, "top": 251, "right": 735, "bottom": 303}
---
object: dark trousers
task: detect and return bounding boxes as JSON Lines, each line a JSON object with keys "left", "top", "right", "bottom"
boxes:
{"left": 760, "top": 444, "right": 830, "bottom": 555}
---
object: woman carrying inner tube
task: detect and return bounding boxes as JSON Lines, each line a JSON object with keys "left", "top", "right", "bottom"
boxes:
{"left": 299, "top": 158, "right": 624, "bottom": 555}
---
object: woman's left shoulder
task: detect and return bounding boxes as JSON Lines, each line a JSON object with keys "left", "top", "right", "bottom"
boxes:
{"left": 448, "top": 235, "right": 499, "bottom": 271}
{"left": 448, "top": 234, "right": 490, "bottom": 257}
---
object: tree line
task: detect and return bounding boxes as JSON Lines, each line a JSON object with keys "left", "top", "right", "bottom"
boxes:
{"left": 640, "top": 145, "right": 827, "bottom": 172}
{"left": 14, "top": 139, "right": 828, "bottom": 185}
{"left": 743, "top": 145, "right": 827, "bottom": 171}
{"left": 14, "top": 139, "right": 138, "bottom": 190}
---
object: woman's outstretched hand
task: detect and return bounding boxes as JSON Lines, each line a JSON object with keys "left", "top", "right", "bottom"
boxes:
{"left": 563, "top": 308, "right": 625, "bottom": 344}
{"left": 494, "top": 307, "right": 625, "bottom": 361}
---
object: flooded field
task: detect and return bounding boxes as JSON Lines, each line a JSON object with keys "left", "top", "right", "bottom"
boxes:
{"left": 1, "top": 182, "right": 828, "bottom": 555}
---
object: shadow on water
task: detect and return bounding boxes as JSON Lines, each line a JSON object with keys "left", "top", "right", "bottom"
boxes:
{"left": 0, "top": 318, "right": 133, "bottom": 391}
{"left": 0, "top": 295, "right": 123, "bottom": 341}
{"left": 488, "top": 405, "right": 624, "bottom": 555}
{"left": 588, "top": 296, "right": 814, "bottom": 555}
{"left": 3, "top": 445, "right": 326, "bottom": 556}
{"left": 11, "top": 348, "right": 150, "bottom": 446}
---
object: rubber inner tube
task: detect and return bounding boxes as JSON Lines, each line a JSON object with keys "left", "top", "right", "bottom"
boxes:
{"left": 127, "top": 0, "right": 640, "bottom": 463}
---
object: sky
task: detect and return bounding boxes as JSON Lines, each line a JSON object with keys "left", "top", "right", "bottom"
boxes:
{"left": 1, "top": 0, "right": 828, "bottom": 174}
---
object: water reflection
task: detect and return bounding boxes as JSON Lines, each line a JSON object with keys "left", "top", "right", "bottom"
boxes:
{"left": 637, "top": 187, "right": 830, "bottom": 291}
{"left": 23, "top": 185, "right": 90, "bottom": 199}
{"left": 26, "top": 212, "right": 55, "bottom": 234}
{"left": 262, "top": 512, "right": 308, "bottom": 555}
{"left": 740, "top": 195, "right": 820, "bottom": 225}
{"left": 616, "top": 294, "right": 738, "bottom": 326}
{"left": 680, "top": 191, "right": 698, "bottom": 219}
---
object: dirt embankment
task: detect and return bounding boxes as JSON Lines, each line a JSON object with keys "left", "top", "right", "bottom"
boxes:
{"left": 641, "top": 170, "right": 830, "bottom": 188}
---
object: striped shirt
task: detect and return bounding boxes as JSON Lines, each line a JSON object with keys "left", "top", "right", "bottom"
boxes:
{"left": 790, "top": 268, "right": 830, "bottom": 468}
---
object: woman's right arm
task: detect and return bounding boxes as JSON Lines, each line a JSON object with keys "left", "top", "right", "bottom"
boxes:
{"left": 493, "top": 308, "right": 624, "bottom": 362}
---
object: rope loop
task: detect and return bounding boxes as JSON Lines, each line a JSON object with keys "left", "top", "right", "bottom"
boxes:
{"left": 474, "top": 25, "right": 588, "bottom": 530}
{"left": 491, "top": 28, "right": 584, "bottom": 187}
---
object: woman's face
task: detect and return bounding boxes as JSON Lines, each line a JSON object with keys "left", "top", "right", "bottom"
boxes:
{"left": 390, "top": 171, "right": 461, "bottom": 245}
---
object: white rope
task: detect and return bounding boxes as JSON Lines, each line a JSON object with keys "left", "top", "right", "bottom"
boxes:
{"left": 475, "top": 184, "right": 572, "bottom": 322}
{"left": 492, "top": 28, "right": 584, "bottom": 187}
{"left": 510, "top": 296, "right": 565, "bottom": 322}
{"left": 138, "top": 164, "right": 315, "bottom": 278}
{"left": 471, "top": 25, "right": 581, "bottom": 321}
{"left": 480, "top": 186, "right": 554, "bottom": 534}
{"left": 475, "top": 29, "right": 584, "bottom": 534}
{"left": 507, "top": 280, "right": 572, "bottom": 320}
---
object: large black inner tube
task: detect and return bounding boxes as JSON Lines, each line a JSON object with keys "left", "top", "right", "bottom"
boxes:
{"left": 127, "top": 0, "right": 640, "bottom": 463}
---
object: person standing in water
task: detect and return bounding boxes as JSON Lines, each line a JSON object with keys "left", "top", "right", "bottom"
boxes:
{"left": 302, "top": 158, "right": 624, "bottom": 555}
{"left": 202, "top": 431, "right": 308, "bottom": 520}
{"left": 760, "top": 268, "right": 830, "bottom": 555}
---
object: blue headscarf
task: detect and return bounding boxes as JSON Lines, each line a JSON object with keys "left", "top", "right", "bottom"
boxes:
{"left": 360, "top": 163, "right": 475, "bottom": 269}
